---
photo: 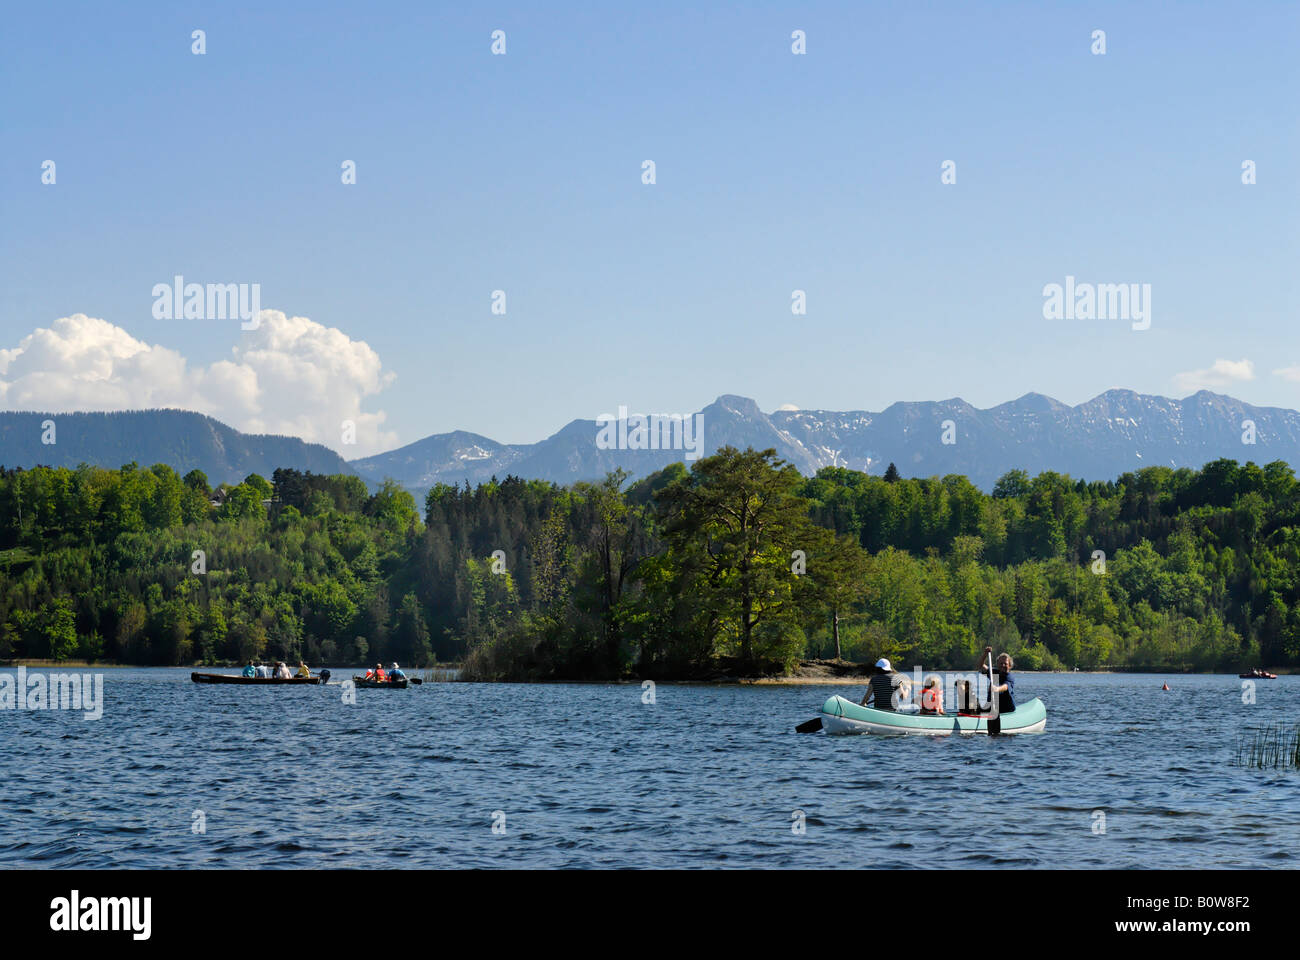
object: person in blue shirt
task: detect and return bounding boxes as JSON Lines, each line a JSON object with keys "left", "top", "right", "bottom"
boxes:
{"left": 241, "top": 661, "right": 256, "bottom": 678}
{"left": 992, "top": 652, "right": 1015, "bottom": 713}
{"left": 389, "top": 662, "right": 406, "bottom": 681}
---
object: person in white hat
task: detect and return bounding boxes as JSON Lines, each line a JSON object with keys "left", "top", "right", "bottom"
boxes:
{"left": 389, "top": 662, "right": 406, "bottom": 681}
{"left": 859, "top": 657, "right": 906, "bottom": 710}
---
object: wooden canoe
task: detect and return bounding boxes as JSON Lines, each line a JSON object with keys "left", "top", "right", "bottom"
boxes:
{"left": 191, "top": 672, "right": 322, "bottom": 685}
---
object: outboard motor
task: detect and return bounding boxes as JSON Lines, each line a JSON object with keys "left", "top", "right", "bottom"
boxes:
{"left": 319, "top": 668, "right": 331, "bottom": 684}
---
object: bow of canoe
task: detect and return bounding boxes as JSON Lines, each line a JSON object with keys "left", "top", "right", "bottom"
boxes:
{"left": 819, "top": 694, "right": 1046, "bottom": 736}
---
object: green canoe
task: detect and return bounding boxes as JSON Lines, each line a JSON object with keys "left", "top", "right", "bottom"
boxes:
{"left": 820, "top": 694, "right": 1047, "bottom": 736}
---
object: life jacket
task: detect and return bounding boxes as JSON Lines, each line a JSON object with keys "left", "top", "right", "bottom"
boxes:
{"left": 922, "top": 686, "right": 942, "bottom": 712}
{"left": 376, "top": 668, "right": 387, "bottom": 682}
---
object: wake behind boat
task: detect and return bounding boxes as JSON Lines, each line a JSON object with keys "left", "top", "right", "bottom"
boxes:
{"left": 820, "top": 694, "right": 1047, "bottom": 736}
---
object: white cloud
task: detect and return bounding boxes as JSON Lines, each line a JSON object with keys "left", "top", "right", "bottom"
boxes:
{"left": 1172, "top": 358, "right": 1255, "bottom": 394}
{"left": 775, "top": 403, "right": 800, "bottom": 411}
{"left": 0, "top": 312, "right": 397, "bottom": 456}
{"left": 1273, "top": 365, "right": 1300, "bottom": 383}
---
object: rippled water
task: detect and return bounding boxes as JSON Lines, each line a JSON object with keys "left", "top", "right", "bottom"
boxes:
{"left": 2, "top": 669, "right": 1297, "bottom": 868}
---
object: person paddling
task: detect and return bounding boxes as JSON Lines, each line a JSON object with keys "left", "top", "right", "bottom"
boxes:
{"left": 389, "top": 662, "right": 406, "bottom": 682}
{"left": 990, "top": 651, "right": 1015, "bottom": 714}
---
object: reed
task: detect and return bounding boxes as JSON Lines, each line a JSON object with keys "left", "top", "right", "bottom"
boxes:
{"left": 420, "top": 666, "right": 461, "bottom": 683}
{"left": 1234, "top": 724, "right": 1300, "bottom": 770}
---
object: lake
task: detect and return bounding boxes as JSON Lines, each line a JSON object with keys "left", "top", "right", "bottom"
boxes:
{"left": 2, "top": 669, "right": 1296, "bottom": 868}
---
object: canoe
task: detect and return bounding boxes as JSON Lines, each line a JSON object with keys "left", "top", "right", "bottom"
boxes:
{"left": 352, "top": 677, "right": 409, "bottom": 689}
{"left": 820, "top": 694, "right": 1047, "bottom": 736}
{"left": 1239, "top": 672, "right": 1277, "bottom": 679}
{"left": 191, "top": 672, "right": 321, "bottom": 685}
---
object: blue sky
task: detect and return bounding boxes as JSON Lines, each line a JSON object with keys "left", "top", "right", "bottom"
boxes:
{"left": 2, "top": 1, "right": 1297, "bottom": 454}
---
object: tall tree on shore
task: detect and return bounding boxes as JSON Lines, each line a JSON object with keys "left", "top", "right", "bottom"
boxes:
{"left": 570, "top": 470, "right": 652, "bottom": 666}
{"left": 802, "top": 526, "right": 871, "bottom": 660}
{"left": 654, "top": 447, "right": 815, "bottom": 663}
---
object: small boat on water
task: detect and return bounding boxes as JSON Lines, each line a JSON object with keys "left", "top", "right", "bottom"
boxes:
{"left": 819, "top": 694, "right": 1047, "bottom": 736}
{"left": 1239, "top": 671, "right": 1278, "bottom": 679}
{"left": 191, "top": 672, "right": 322, "bottom": 685}
{"left": 352, "top": 676, "right": 409, "bottom": 689}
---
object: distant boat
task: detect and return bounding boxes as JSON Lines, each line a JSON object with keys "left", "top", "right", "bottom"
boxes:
{"left": 352, "top": 675, "right": 410, "bottom": 689}
{"left": 1239, "top": 670, "right": 1278, "bottom": 679}
{"left": 191, "top": 671, "right": 322, "bottom": 685}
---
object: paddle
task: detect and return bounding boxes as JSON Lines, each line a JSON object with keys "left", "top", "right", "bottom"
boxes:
{"left": 985, "top": 647, "right": 1001, "bottom": 737}
{"left": 795, "top": 717, "right": 823, "bottom": 733}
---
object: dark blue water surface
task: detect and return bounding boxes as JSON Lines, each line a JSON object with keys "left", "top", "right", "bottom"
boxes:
{"left": 2, "top": 669, "right": 1297, "bottom": 868}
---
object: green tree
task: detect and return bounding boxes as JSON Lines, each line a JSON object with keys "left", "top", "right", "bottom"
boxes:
{"left": 654, "top": 447, "right": 815, "bottom": 664}
{"left": 803, "top": 528, "right": 870, "bottom": 660}
{"left": 43, "top": 597, "right": 79, "bottom": 662}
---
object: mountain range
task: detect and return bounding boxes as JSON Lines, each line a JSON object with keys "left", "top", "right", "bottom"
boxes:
{"left": 350, "top": 390, "right": 1300, "bottom": 493}
{"left": 2, "top": 390, "right": 1298, "bottom": 493}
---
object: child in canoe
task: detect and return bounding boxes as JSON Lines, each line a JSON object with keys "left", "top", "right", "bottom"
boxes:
{"left": 920, "top": 676, "right": 944, "bottom": 715}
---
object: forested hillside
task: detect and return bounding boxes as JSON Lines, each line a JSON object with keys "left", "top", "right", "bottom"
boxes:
{"left": 1, "top": 451, "right": 1297, "bottom": 675}
{"left": 0, "top": 410, "right": 354, "bottom": 485}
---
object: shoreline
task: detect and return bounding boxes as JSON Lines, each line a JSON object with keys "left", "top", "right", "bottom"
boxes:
{"left": 1, "top": 659, "right": 1286, "bottom": 681}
